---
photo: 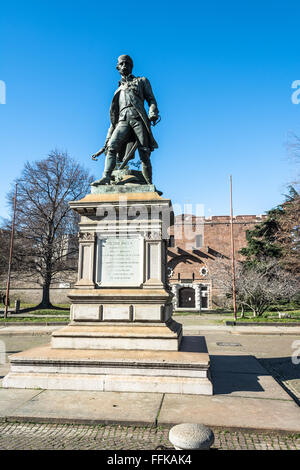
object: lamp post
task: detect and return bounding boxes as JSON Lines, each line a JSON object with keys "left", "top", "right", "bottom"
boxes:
{"left": 4, "top": 183, "right": 17, "bottom": 319}
{"left": 230, "top": 175, "right": 237, "bottom": 321}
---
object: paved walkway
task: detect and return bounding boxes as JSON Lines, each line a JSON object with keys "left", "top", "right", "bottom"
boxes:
{"left": 1, "top": 321, "right": 300, "bottom": 450}
{"left": 0, "top": 421, "right": 299, "bottom": 450}
{"left": 1, "top": 345, "right": 300, "bottom": 434}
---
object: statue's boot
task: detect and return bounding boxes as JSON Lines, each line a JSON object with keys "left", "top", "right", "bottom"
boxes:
{"left": 141, "top": 157, "right": 162, "bottom": 194}
{"left": 94, "top": 175, "right": 111, "bottom": 185}
{"left": 92, "top": 153, "right": 116, "bottom": 185}
{"left": 141, "top": 161, "right": 153, "bottom": 185}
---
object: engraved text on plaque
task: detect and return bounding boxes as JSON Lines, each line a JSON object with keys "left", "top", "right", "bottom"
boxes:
{"left": 97, "top": 237, "right": 142, "bottom": 286}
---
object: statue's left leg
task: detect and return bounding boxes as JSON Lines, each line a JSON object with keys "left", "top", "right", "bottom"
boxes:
{"left": 139, "top": 148, "right": 152, "bottom": 184}
{"left": 131, "top": 119, "right": 152, "bottom": 184}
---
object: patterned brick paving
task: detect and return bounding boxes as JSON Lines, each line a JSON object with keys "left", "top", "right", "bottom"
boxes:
{"left": 0, "top": 422, "right": 299, "bottom": 450}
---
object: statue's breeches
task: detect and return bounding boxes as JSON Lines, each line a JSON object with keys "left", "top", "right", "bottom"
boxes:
{"left": 107, "top": 118, "right": 150, "bottom": 153}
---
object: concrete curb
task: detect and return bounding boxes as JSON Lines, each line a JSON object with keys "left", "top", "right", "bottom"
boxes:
{"left": 183, "top": 325, "right": 300, "bottom": 336}
{"left": 226, "top": 321, "right": 300, "bottom": 327}
{"left": 0, "top": 325, "right": 64, "bottom": 336}
{"left": 1, "top": 323, "right": 300, "bottom": 336}
{"left": 0, "top": 322, "right": 68, "bottom": 326}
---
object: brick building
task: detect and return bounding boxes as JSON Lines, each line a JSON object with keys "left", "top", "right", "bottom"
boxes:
{"left": 167, "top": 214, "right": 265, "bottom": 311}
{"left": 1, "top": 214, "right": 265, "bottom": 308}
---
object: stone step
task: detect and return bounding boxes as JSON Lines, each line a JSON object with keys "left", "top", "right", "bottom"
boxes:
{"left": 3, "top": 336, "right": 212, "bottom": 395}
{"left": 3, "top": 372, "right": 213, "bottom": 395}
{"left": 51, "top": 321, "right": 183, "bottom": 351}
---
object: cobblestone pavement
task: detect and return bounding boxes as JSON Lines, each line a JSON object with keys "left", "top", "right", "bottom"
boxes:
{"left": 0, "top": 422, "right": 299, "bottom": 450}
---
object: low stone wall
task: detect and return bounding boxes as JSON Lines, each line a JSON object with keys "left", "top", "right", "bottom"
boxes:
{"left": 4, "top": 288, "right": 71, "bottom": 305}
{"left": 5, "top": 289, "right": 228, "bottom": 309}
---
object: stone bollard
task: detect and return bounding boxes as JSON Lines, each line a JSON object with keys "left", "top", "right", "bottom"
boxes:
{"left": 15, "top": 299, "right": 20, "bottom": 314}
{"left": 169, "top": 423, "right": 214, "bottom": 450}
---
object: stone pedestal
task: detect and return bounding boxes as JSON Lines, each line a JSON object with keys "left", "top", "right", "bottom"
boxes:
{"left": 3, "top": 185, "right": 213, "bottom": 395}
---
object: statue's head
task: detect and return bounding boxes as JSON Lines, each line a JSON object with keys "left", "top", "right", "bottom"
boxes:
{"left": 116, "top": 55, "right": 133, "bottom": 77}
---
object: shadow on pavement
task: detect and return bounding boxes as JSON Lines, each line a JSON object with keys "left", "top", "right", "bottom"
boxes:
{"left": 258, "top": 357, "right": 300, "bottom": 405}
{"left": 258, "top": 357, "right": 300, "bottom": 382}
{"left": 210, "top": 354, "right": 267, "bottom": 395}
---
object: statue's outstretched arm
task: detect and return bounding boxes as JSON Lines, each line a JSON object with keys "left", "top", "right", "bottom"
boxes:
{"left": 143, "top": 78, "right": 159, "bottom": 123}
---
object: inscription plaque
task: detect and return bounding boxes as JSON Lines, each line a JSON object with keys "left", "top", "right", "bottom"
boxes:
{"left": 97, "top": 237, "right": 143, "bottom": 286}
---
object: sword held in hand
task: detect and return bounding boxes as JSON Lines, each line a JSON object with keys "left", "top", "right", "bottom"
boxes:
{"left": 119, "top": 141, "right": 139, "bottom": 170}
{"left": 91, "top": 146, "right": 106, "bottom": 161}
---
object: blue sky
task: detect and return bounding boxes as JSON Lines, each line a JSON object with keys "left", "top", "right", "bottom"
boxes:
{"left": 0, "top": 0, "right": 299, "bottom": 220}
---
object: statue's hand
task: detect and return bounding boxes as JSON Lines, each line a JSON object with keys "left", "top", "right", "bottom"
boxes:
{"left": 150, "top": 115, "right": 161, "bottom": 126}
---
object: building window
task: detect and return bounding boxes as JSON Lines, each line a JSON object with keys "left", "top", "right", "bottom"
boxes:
{"left": 201, "top": 295, "right": 208, "bottom": 309}
{"left": 200, "top": 266, "right": 208, "bottom": 276}
{"left": 200, "top": 284, "right": 209, "bottom": 309}
{"left": 167, "top": 267, "right": 174, "bottom": 278}
{"left": 195, "top": 234, "right": 203, "bottom": 248}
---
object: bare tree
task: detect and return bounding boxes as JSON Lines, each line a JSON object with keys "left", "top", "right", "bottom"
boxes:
{"left": 286, "top": 131, "right": 300, "bottom": 190}
{"left": 5, "top": 150, "right": 93, "bottom": 308}
{"left": 210, "top": 257, "right": 299, "bottom": 317}
{"left": 275, "top": 188, "right": 300, "bottom": 274}
{"left": 278, "top": 132, "right": 300, "bottom": 274}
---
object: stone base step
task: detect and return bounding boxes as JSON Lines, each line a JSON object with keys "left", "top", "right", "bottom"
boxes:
{"left": 3, "top": 372, "right": 212, "bottom": 395}
{"left": 51, "top": 320, "right": 182, "bottom": 351}
{"left": 3, "top": 336, "right": 213, "bottom": 395}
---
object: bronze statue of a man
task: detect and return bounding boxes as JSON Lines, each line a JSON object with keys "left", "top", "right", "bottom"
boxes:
{"left": 91, "top": 55, "right": 160, "bottom": 185}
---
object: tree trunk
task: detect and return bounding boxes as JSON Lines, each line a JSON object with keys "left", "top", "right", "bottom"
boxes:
{"left": 39, "top": 276, "right": 53, "bottom": 308}
{"left": 240, "top": 304, "right": 245, "bottom": 318}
